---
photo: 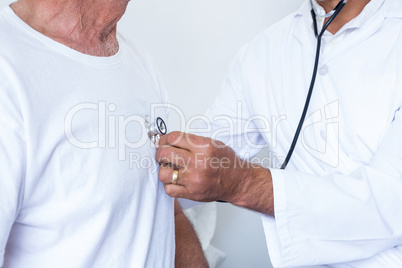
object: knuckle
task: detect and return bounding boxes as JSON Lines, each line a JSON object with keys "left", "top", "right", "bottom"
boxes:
{"left": 215, "top": 140, "right": 225, "bottom": 148}
{"left": 204, "top": 145, "right": 214, "bottom": 157}
{"left": 189, "top": 134, "right": 199, "bottom": 144}
{"left": 198, "top": 136, "right": 210, "bottom": 147}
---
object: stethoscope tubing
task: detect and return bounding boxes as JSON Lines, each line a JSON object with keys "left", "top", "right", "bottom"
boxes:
{"left": 280, "top": 0, "right": 346, "bottom": 170}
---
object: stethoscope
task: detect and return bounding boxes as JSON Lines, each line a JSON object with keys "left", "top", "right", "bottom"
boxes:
{"left": 145, "top": 115, "right": 167, "bottom": 145}
{"left": 280, "top": 0, "right": 347, "bottom": 169}
{"left": 146, "top": 0, "right": 347, "bottom": 171}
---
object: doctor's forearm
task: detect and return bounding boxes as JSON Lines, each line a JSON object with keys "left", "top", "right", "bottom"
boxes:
{"left": 229, "top": 164, "right": 275, "bottom": 216}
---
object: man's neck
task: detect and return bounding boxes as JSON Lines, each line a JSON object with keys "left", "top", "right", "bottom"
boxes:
{"left": 11, "top": 0, "right": 130, "bottom": 56}
{"left": 316, "top": 0, "right": 371, "bottom": 34}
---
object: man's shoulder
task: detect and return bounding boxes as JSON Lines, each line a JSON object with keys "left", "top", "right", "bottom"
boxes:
{"left": 118, "top": 33, "right": 154, "bottom": 64}
{"left": 384, "top": 0, "right": 402, "bottom": 18}
{"left": 0, "top": 6, "right": 29, "bottom": 57}
{"left": 234, "top": 10, "right": 303, "bottom": 66}
{"left": 0, "top": 6, "right": 18, "bottom": 38}
{"left": 0, "top": 7, "right": 21, "bottom": 77}
{"left": 117, "top": 32, "right": 168, "bottom": 102}
{"left": 0, "top": 5, "right": 10, "bottom": 26}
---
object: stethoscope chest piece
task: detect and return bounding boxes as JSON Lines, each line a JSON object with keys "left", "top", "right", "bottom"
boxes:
{"left": 145, "top": 116, "right": 167, "bottom": 145}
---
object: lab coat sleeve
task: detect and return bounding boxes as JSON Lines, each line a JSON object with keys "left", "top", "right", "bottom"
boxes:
{"left": 197, "top": 52, "right": 267, "bottom": 159}
{"left": 0, "top": 68, "right": 26, "bottom": 266}
{"left": 263, "top": 108, "right": 402, "bottom": 267}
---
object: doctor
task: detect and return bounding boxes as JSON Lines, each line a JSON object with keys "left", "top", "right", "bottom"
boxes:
{"left": 156, "top": 0, "right": 402, "bottom": 267}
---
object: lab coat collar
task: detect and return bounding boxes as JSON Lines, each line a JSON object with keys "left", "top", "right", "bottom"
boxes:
{"left": 344, "top": 0, "right": 385, "bottom": 30}
{"left": 295, "top": 0, "right": 402, "bottom": 19}
{"left": 310, "top": 0, "right": 326, "bottom": 18}
{"left": 383, "top": 0, "right": 402, "bottom": 18}
{"left": 295, "top": 0, "right": 386, "bottom": 30}
{"left": 293, "top": 0, "right": 387, "bottom": 50}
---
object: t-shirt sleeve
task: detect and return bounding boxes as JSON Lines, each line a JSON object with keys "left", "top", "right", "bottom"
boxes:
{"left": 0, "top": 67, "right": 26, "bottom": 265}
{"left": 263, "top": 108, "right": 402, "bottom": 267}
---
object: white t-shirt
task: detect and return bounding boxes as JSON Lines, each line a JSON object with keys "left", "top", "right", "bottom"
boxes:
{"left": 0, "top": 6, "right": 174, "bottom": 268}
{"left": 202, "top": 0, "right": 402, "bottom": 267}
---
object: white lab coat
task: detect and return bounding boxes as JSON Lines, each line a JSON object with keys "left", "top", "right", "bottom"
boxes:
{"left": 202, "top": 0, "right": 402, "bottom": 266}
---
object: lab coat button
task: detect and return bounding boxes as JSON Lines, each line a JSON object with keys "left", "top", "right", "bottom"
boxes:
{"left": 319, "top": 65, "right": 328, "bottom": 76}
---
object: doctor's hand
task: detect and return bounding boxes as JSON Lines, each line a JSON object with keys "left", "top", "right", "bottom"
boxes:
{"left": 155, "top": 131, "right": 275, "bottom": 216}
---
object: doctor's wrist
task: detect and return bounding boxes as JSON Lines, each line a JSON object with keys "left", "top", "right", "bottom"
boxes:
{"left": 229, "top": 164, "right": 274, "bottom": 216}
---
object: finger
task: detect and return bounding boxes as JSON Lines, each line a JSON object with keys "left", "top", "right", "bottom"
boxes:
{"left": 163, "top": 184, "right": 189, "bottom": 199}
{"left": 157, "top": 131, "right": 191, "bottom": 150}
{"left": 157, "top": 131, "right": 209, "bottom": 152}
{"left": 158, "top": 164, "right": 189, "bottom": 185}
{"left": 156, "top": 145, "right": 192, "bottom": 167}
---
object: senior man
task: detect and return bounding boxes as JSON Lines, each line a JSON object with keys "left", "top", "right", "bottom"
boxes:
{"left": 156, "top": 0, "right": 402, "bottom": 267}
{"left": 0, "top": 0, "right": 208, "bottom": 267}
